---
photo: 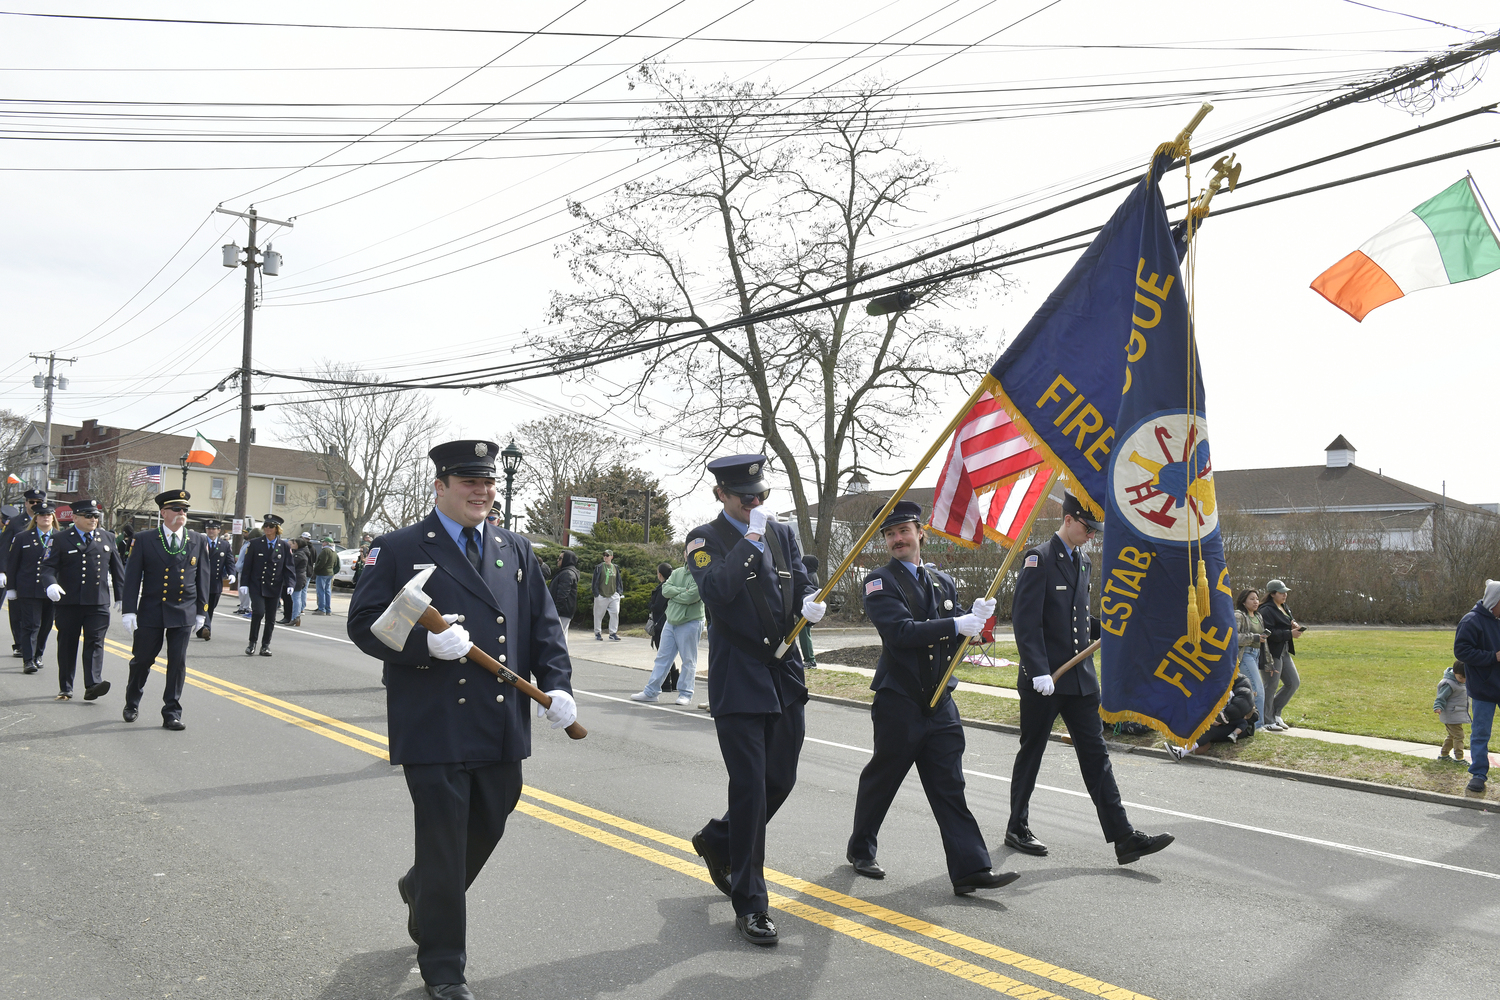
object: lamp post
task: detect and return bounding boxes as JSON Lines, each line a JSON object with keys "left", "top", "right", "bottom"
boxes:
{"left": 500, "top": 439, "right": 524, "bottom": 531}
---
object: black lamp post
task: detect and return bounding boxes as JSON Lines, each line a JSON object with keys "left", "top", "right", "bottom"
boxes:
{"left": 500, "top": 439, "right": 524, "bottom": 531}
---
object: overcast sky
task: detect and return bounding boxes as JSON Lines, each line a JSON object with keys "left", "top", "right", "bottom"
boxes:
{"left": 4, "top": 1, "right": 1498, "bottom": 533}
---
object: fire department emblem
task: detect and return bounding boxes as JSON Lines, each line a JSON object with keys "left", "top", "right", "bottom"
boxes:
{"left": 1111, "top": 412, "right": 1217, "bottom": 543}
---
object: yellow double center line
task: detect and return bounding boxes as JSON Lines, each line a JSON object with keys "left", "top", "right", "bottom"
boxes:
{"left": 97, "top": 637, "right": 1155, "bottom": 1000}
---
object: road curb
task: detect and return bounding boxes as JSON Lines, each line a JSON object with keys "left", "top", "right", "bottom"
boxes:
{"left": 806, "top": 692, "right": 1499, "bottom": 814}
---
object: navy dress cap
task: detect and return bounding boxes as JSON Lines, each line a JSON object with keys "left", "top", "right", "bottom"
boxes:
{"left": 262, "top": 513, "right": 285, "bottom": 527}
{"left": 154, "top": 489, "right": 191, "bottom": 508}
{"left": 23, "top": 488, "right": 47, "bottom": 501}
{"left": 203, "top": 518, "right": 222, "bottom": 529}
{"left": 429, "top": 439, "right": 501, "bottom": 478}
{"left": 32, "top": 501, "right": 56, "bottom": 515}
{"left": 707, "top": 454, "right": 770, "bottom": 494}
{"left": 71, "top": 498, "right": 103, "bottom": 516}
{"left": 1061, "top": 491, "right": 1102, "bottom": 531}
{"left": 879, "top": 500, "right": 924, "bottom": 533}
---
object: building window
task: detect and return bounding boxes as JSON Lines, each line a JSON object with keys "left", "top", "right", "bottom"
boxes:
{"left": 274, "top": 484, "right": 287, "bottom": 505}
{"left": 335, "top": 490, "right": 346, "bottom": 511}
{"left": 211, "top": 477, "right": 224, "bottom": 500}
{"left": 317, "top": 487, "right": 328, "bottom": 509}
{"left": 66, "top": 469, "right": 79, "bottom": 492}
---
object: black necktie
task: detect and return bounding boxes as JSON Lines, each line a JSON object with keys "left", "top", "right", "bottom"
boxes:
{"left": 464, "top": 528, "right": 483, "bottom": 572}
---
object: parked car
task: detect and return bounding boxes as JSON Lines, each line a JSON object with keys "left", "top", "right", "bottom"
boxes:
{"left": 334, "top": 547, "right": 362, "bottom": 587}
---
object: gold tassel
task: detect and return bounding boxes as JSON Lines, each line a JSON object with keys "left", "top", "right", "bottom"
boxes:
{"left": 1186, "top": 584, "right": 1201, "bottom": 646}
{"left": 1196, "top": 558, "right": 1211, "bottom": 622}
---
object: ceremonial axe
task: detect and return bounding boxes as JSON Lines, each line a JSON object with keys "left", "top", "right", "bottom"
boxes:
{"left": 372, "top": 567, "right": 587, "bottom": 740}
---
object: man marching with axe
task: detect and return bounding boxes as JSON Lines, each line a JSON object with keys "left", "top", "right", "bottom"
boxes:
{"left": 1004, "top": 492, "right": 1173, "bottom": 866}
{"left": 348, "top": 440, "right": 578, "bottom": 1000}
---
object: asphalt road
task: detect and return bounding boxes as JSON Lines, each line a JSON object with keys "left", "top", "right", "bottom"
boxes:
{"left": 3, "top": 607, "right": 1498, "bottom": 1000}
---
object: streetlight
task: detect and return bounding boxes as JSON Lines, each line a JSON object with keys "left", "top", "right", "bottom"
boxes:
{"left": 500, "top": 439, "right": 524, "bottom": 531}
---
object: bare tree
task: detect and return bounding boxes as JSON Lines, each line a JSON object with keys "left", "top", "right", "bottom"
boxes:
{"left": 82, "top": 455, "right": 155, "bottom": 530}
{"left": 507, "top": 414, "right": 626, "bottom": 541}
{"left": 0, "top": 408, "right": 30, "bottom": 505}
{"left": 279, "top": 362, "right": 445, "bottom": 541}
{"left": 545, "top": 67, "right": 1007, "bottom": 569}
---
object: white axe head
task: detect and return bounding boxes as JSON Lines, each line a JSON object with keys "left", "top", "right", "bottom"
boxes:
{"left": 372, "top": 565, "right": 437, "bottom": 652}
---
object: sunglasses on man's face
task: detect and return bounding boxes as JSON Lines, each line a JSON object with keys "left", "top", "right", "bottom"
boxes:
{"left": 736, "top": 490, "right": 771, "bottom": 505}
{"left": 164, "top": 505, "right": 189, "bottom": 513}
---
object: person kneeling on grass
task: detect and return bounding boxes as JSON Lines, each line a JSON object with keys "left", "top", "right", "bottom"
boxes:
{"left": 1165, "top": 672, "right": 1258, "bottom": 760}
{"left": 1434, "top": 660, "right": 1470, "bottom": 765}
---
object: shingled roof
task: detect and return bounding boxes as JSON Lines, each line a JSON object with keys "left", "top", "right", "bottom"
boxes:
{"left": 1213, "top": 464, "right": 1492, "bottom": 516}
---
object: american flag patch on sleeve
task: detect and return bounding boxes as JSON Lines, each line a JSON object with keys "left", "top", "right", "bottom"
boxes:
{"left": 1024, "top": 554, "right": 1038, "bottom": 568}
{"left": 365, "top": 547, "right": 380, "bottom": 566}
{"left": 865, "top": 578, "right": 883, "bottom": 595}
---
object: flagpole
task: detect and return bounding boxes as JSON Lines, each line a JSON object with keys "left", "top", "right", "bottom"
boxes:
{"left": 775, "top": 373, "right": 1000, "bottom": 659}
{"left": 928, "top": 466, "right": 1059, "bottom": 709}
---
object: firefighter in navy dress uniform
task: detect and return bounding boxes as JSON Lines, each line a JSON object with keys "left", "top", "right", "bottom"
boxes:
{"left": 3, "top": 488, "right": 49, "bottom": 660}
{"left": 347, "top": 440, "right": 575, "bottom": 1000}
{"left": 684, "top": 454, "right": 824, "bottom": 947}
{"left": 1004, "top": 492, "right": 1174, "bottom": 865}
{"left": 240, "top": 514, "right": 293, "bottom": 656}
{"left": 41, "top": 498, "right": 124, "bottom": 701}
{"left": 120, "top": 490, "right": 210, "bottom": 730}
{"left": 847, "top": 501, "right": 1020, "bottom": 894}
{"left": 4, "top": 500, "right": 57, "bottom": 677}
{"left": 197, "top": 519, "right": 235, "bottom": 640}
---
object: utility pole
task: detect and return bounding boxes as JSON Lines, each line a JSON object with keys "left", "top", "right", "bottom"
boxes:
{"left": 30, "top": 352, "right": 77, "bottom": 490}
{"left": 215, "top": 206, "right": 290, "bottom": 552}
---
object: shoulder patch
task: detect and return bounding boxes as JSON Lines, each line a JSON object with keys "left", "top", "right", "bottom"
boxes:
{"left": 1024, "top": 554, "right": 1039, "bottom": 568}
{"left": 365, "top": 547, "right": 380, "bottom": 566}
{"left": 692, "top": 549, "right": 712, "bottom": 568}
{"left": 685, "top": 537, "right": 705, "bottom": 555}
{"left": 865, "top": 578, "right": 883, "bottom": 595}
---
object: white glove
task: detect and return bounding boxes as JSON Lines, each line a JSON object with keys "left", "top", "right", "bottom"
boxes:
{"left": 287, "top": 586, "right": 294, "bottom": 595}
{"left": 224, "top": 575, "right": 235, "bottom": 586}
{"left": 122, "top": 613, "right": 137, "bottom": 635}
{"left": 952, "top": 613, "right": 985, "bottom": 638}
{"left": 746, "top": 507, "right": 774, "bottom": 536}
{"left": 537, "top": 689, "right": 577, "bottom": 729}
{"left": 195, "top": 615, "right": 205, "bottom": 630}
{"left": 0, "top": 572, "right": 6, "bottom": 587}
{"left": 46, "top": 584, "right": 65, "bottom": 602}
{"left": 4, "top": 590, "right": 15, "bottom": 602}
{"left": 1031, "top": 673, "right": 1056, "bottom": 696}
{"left": 425, "top": 614, "right": 471, "bottom": 660}
{"left": 801, "top": 596, "right": 826, "bottom": 623}
{"left": 970, "top": 597, "right": 997, "bottom": 620}
{"left": 238, "top": 586, "right": 249, "bottom": 596}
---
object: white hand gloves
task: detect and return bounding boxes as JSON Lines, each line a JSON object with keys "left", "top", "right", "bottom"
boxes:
{"left": 224, "top": 575, "right": 235, "bottom": 586}
{"left": 1031, "top": 673, "right": 1056, "bottom": 696}
{"left": 122, "top": 613, "right": 137, "bottom": 635}
{"left": 287, "top": 586, "right": 294, "bottom": 595}
{"left": 425, "top": 614, "right": 471, "bottom": 660}
{"left": 0, "top": 572, "right": 6, "bottom": 587}
{"left": 746, "top": 507, "right": 774, "bottom": 536}
{"left": 970, "top": 597, "right": 997, "bottom": 620}
{"left": 238, "top": 586, "right": 249, "bottom": 596}
{"left": 4, "top": 590, "right": 15, "bottom": 602}
{"left": 801, "top": 596, "right": 826, "bottom": 623}
{"left": 46, "top": 584, "right": 65, "bottom": 602}
{"left": 537, "top": 689, "right": 577, "bottom": 729}
{"left": 952, "top": 613, "right": 985, "bottom": 638}
{"left": 195, "top": 615, "right": 205, "bottom": 630}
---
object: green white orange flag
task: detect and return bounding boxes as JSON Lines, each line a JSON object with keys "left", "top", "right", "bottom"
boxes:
{"left": 186, "top": 431, "right": 217, "bottom": 466}
{"left": 1312, "top": 176, "right": 1500, "bottom": 321}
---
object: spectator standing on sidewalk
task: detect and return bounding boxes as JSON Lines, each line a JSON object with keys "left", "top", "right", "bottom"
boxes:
{"left": 797, "top": 554, "right": 820, "bottom": 669}
{"left": 1434, "top": 660, "right": 1470, "bottom": 765}
{"left": 285, "top": 538, "right": 311, "bottom": 626}
{"left": 313, "top": 536, "right": 339, "bottom": 615}
{"left": 549, "top": 549, "right": 580, "bottom": 637}
{"left": 592, "top": 548, "right": 624, "bottom": 641}
{"left": 1260, "top": 580, "right": 1304, "bottom": 731}
{"left": 633, "top": 561, "right": 703, "bottom": 706}
{"left": 1454, "top": 579, "right": 1500, "bottom": 794}
{"left": 1234, "top": 588, "right": 1268, "bottom": 731}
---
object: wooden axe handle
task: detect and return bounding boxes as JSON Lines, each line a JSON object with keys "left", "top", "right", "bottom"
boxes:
{"left": 1050, "top": 639, "right": 1101, "bottom": 682}
{"left": 418, "top": 606, "right": 587, "bottom": 740}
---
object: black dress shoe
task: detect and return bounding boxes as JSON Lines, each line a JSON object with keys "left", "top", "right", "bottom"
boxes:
{"left": 425, "top": 985, "right": 476, "bottom": 1000}
{"left": 398, "top": 873, "right": 420, "bottom": 945}
{"left": 952, "top": 869, "right": 1021, "bottom": 895}
{"left": 259, "top": 646, "right": 273, "bottom": 657}
{"left": 197, "top": 627, "right": 211, "bottom": 640}
{"left": 122, "top": 706, "right": 138, "bottom": 723}
{"left": 245, "top": 643, "right": 256, "bottom": 656}
{"left": 692, "top": 830, "right": 733, "bottom": 897}
{"left": 1003, "top": 829, "right": 1048, "bottom": 856}
{"left": 846, "top": 852, "right": 886, "bottom": 879}
{"left": 1115, "top": 830, "right": 1174, "bottom": 865}
{"left": 163, "top": 718, "right": 186, "bottom": 731}
{"left": 22, "top": 660, "right": 38, "bottom": 674}
{"left": 84, "top": 680, "right": 111, "bottom": 701}
{"left": 735, "top": 910, "right": 778, "bottom": 946}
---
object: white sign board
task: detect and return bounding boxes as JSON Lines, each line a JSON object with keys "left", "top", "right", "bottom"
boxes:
{"left": 232, "top": 518, "right": 245, "bottom": 535}
{"left": 567, "top": 496, "right": 598, "bottom": 548}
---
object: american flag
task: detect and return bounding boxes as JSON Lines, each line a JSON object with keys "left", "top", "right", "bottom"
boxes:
{"left": 926, "top": 392, "right": 1049, "bottom": 548}
{"left": 128, "top": 465, "right": 163, "bottom": 486}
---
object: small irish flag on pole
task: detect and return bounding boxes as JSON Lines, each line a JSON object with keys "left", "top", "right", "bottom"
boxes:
{"left": 6, "top": 473, "right": 21, "bottom": 485}
{"left": 1312, "top": 175, "right": 1500, "bottom": 322}
{"left": 186, "top": 431, "right": 217, "bottom": 466}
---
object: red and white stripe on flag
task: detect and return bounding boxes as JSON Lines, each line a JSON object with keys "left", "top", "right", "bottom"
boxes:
{"left": 927, "top": 391, "right": 1047, "bottom": 548}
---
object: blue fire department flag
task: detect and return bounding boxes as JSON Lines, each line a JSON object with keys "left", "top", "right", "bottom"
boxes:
{"left": 1096, "top": 154, "right": 1236, "bottom": 745}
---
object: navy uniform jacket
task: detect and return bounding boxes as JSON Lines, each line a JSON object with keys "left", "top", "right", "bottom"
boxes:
{"left": 241, "top": 535, "right": 293, "bottom": 597}
{"left": 1011, "top": 533, "right": 1100, "bottom": 697}
{"left": 204, "top": 536, "right": 234, "bottom": 587}
{"left": 122, "top": 527, "right": 212, "bottom": 628}
{"left": 41, "top": 525, "right": 124, "bottom": 605}
{"left": 5, "top": 528, "right": 58, "bottom": 600}
{"left": 347, "top": 510, "right": 573, "bottom": 766}
{"left": 863, "top": 558, "right": 963, "bottom": 705}
{"left": 685, "top": 513, "right": 815, "bottom": 716}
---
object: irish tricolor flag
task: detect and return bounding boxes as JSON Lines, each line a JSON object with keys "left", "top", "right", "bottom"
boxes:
{"left": 1311, "top": 176, "right": 1500, "bottom": 321}
{"left": 186, "top": 431, "right": 217, "bottom": 466}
